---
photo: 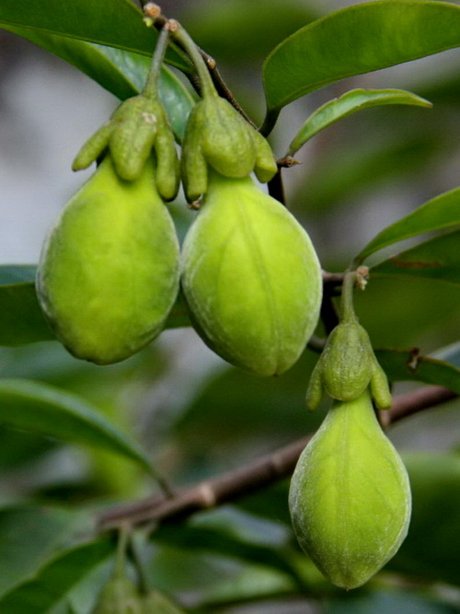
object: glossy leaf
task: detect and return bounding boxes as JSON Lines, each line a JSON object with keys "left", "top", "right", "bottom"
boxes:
{"left": 375, "top": 349, "right": 460, "bottom": 393}
{"left": 3, "top": 28, "right": 194, "bottom": 140}
{"left": 0, "top": 267, "right": 53, "bottom": 346}
{"left": 0, "top": 538, "right": 113, "bottom": 612}
{"left": 0, "top": 0, "right": 190, "bottom": 71}
{"left": 357, "top": 187, "right": 460, "bottom": 262}
{"left": 371, "top": 230, "right": 460, "bottom": 285}
{"left": 0, "top": 506, "right": 84, "bottom": 598}
{"left": 0, "top": 379, "right": 152, "bottom": 472}
{"left": 288, "top": 89, "right": 431, "bottom": 154}
{"left": 263, "top": 0, "right": 460, "bottom": 124}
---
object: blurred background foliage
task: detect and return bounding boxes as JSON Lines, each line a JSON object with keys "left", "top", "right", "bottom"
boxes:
{"left": 0, "top": 0, "right": 459, "bottom": 612}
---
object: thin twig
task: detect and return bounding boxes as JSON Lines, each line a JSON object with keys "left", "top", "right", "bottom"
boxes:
{"left": 98, "top": 385, "right": 457, "bottom": 531}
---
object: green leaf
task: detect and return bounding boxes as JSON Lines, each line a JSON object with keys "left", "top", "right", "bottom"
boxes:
{"left": 0, "top": 0, "right": 190, "bottom": 71}
{"left": 390, "top": 453, "right": 460, "bottom": 587}
{"left": 288, "top": 88, "right": 431, "bottom": 154}
{"left": 0, "top": 267, "right": 53, "bottom": 346}
{"left": 0, "top": 538, "right": 113, "bottom": 613}
{"left": 154, "top": 524, "right": 303, "bottom": 586}
{"left": 0, "top": 506, "right": 84, "bottom": 598}
{"left": 263, "top": 0, "right": 460, "bottom": 126}
{"left": 375, "top": 348, "right": 460, "bottom": 393}
{"left": 0, "top": 378, "right": 152, "bottom": 472}
{"left": 3, "top": 28, "right": 194, "bottom": 140}
{"left": 357, "top": 187, "right": 460, "bottom": 262}
{"left": 371, "top": 230, "right": 460, "bottom": 285}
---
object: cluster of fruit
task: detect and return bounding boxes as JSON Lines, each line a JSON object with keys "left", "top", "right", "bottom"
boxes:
{"left": 35, "top": 13, "right": 411, "bottom": 592}
{"left": 36, "top": 22, "right": 322, "bottom": 377}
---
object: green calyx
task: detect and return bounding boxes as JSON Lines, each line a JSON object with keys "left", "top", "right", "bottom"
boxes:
{"left": 181, "top": 96, "right": 277, "bottom": 202}
{"left": 290, "top": 391, "right": 412, "bottom": 590}
{"left": 306, "top": 271, "right": 391, "bottom": 410}
{"left": 72, "top": 25, "right": 179, "bottom": 201}
{"left": 72, "top": 95, "right": 179, "bottom": 201}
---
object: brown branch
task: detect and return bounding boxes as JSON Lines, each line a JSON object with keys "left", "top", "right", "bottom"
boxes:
{"left": 98, "top": 385, "right": 457, "bottom": 531}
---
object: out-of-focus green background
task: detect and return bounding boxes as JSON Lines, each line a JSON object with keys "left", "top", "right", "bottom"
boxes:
{"left": 0, "top": 1, "right": 459, "bottom": 611}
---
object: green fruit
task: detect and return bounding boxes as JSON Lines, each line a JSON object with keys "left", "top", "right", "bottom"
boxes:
{"left": 92, "top": 576, "right": 142, "bottom": 614}
{"left": 181, "top": 172, "right": 322, "bottom": 376}
{"left": 289, "top": 391, "right": 411, "bottom": 589}
{"left": 37, "top": 156, "right": 180, "bottom": 364}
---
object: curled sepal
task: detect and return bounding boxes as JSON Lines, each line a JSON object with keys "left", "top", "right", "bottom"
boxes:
{"left": 306, "top": 319, "right": 391, "bottom": 410}
{"left": 92, "top": 576, "right": 142, "bottom": 614}
{"left": 289, "top": 391, "right": 412, "bottom": 590}
{"left": 181, "top": 172, "right": 322, "bottom": 375}
{"left": 72, "top": 95, "right": 179, "bottom": 201}
{"left": 181, "top": 96, "right": 277, "bottom": 202}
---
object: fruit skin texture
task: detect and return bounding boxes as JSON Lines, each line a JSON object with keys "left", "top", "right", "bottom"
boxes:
{"left": 289, "top": 392, "right": 411, "bottom": 589}
{"left": 37, "top": 156, "right": 180, "bottom": 365}
{"left": 181, "top": 172, "right": 322, "bottom": 376}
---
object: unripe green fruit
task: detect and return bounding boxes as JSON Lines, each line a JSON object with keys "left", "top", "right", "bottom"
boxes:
{"left": 37, "top": 156, "right": 180, "bottom": 364}
{"left": 289, "top": 392, "right": 411, "bottom": 589}
{"left": 181, "top": 172, "right": 322, "bottom": 376}
{"left": 92, "top": 576, "right": 142, "bottom": 614}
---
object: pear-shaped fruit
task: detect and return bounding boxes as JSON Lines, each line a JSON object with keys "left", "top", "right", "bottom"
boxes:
{"left": 181, "top": 172, "right": 322, "bottom": 376}
{"left": 289, "top": 392, "right": 411, "bottom": 589}
{"left": 37, "top": 156, "right": 180, "bottom": 364}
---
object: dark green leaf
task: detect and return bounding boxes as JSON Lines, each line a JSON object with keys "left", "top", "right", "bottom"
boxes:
{"left": 375, "top": 349, "right": 460, "bottom": 393}
{"left": 154, "top": 524, "right": 303, "bottom": 586}
{"left": 263, "top": 1, "right": 460, "bottom": 118}
{"left": 358, "top": 187, "right": 460, "bottom": 262}
{"left": 288, "top": 88, "right": 431, "bottom": 154}
{"left": 3, "top": 28, "right": 194, "bottom": 140}
{"left": 390, "top": 453, "right": 460, "bottom": 587}
{"left": 0, "top": 0, "right": 190, "bottom": 71}
{"left": 0, "top": 379, "right": 152, "bottom": 472}
{"left": 432, "top": 342, "right": 460, "bottom": 369}
{"left": 0, "top": 506, "right": 83, "bottom": 598}
{"left": 372, "top": 230, "right": 460, "bottom": 285}
{"left": 0, "top": 268, "right": 53, "bottom": 346}
{"left": 0, "top": 538, "right": 113, "bottom": 613}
